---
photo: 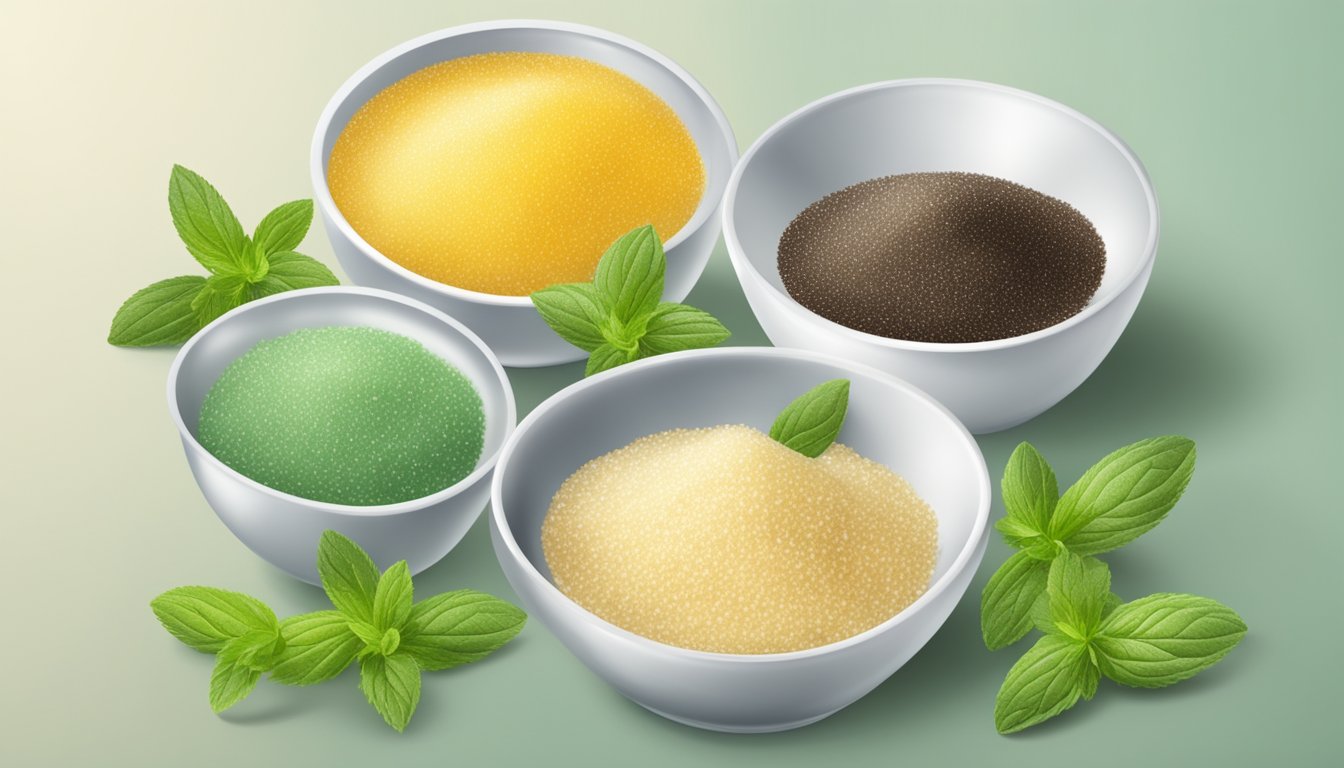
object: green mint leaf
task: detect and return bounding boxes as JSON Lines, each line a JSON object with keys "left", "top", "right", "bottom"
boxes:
{"left": 769, "top": 379, "right": 850, "bottom": 458}
{"left": 1032, "top": 589, "right": 1122, "bottom": 636}
{"left": 981, "top": 550, "right": 1051, "bottom": 650}
{"left": 1046, "top": 552, "right": 1112, "bottom": 641}
{"left": 108, "top": 275, "right": 206, "bottom": 347}
{"left": 150, "top": 586, "right": 278, "bottom": 653}
{"left": 638, "top": 302, "right": 731, "bottom": 355}
{"left": 994, "top": 634, "right": 1097, "bottom": 734}
{"left": 530, "top": 282, "right": 609, "bottom": 353}
{"left": 168, "top": 164, "right": 248, "bottom": 275}
{"left": 360, "top": 653, "right": 421, "bottom": 732}
{"left": 210, "top": 641, "right": 263, "bottom": 713}
{"left": 379, "top": 628, "right": 402, "bottom": 656}
{"left": 1000, "top": 442, "right": 1058, "bottom": 541}
{"left": 585, "top": 342, "right": 636, "bottom": 377}
{"left": 594, "top": 225, "right": 664, "bottom": 323}
{"left": 1048, "top": 436, "right": 1196, "bottom": 555}
{"left": 373, "top": 561, "right": 413, "bottom": 632}
{"left": 400, "top": 590, "right": 527, "bottom": 671}
{"left": 251, "top": 251, "right": 339, "bottom": 298}
{"left": 1093, "top": 593, "right": 1246, "bottom": 688}
{"left": 253, "top": 199, "right": 313, "bottom": 256}
{"left": 318, "top": 530, "right": 380, "bottom": 625}
{"left": 347, "top": 620, "right": 383, "bottom": 649}
{"left": 191, "top": 273, "right": 249, "bottom": 326}
{"left": 270, "top": 611, "right": 362, "bottom": 686}
{"left": 237, "top": 239, "right": 268, "bottom": 283}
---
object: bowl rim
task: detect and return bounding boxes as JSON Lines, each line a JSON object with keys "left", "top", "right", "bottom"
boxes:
{"left": 310, "top": 18, "right": 739, "bottom": 307}
{"left": 722, "top": 77, "right": 1161, "bottom": 354}
{"left": 489, "top": 346, "right": 992, "bottom": 663}
{"left": 166, "top": 285, "right": 517, "bottom": 517}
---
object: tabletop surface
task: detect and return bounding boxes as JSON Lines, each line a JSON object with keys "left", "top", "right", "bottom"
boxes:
{"left": 2, "top": 1, "right": 1339, "bottom": 765}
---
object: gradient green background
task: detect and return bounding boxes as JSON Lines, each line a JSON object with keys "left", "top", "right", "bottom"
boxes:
{"left": 2, "top": 1, "right": 1338, "bottom": 765}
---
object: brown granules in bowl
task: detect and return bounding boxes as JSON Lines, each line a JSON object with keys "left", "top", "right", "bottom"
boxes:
{"left": 776, "top": 172, "right": 1106, "bottom": 343}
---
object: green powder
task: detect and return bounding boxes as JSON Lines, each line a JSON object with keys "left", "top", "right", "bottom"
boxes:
{"left": 197, "top": 326, "right": 485, "bottom": 505}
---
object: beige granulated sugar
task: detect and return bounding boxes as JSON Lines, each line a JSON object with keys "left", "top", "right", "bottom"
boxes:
{"left": 541, "top": 425, "right": 938, "bottom": 654}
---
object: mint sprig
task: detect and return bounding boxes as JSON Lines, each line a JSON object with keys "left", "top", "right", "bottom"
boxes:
{"left": 769, "top": 379, "right": 850, "bottom": 458}
{"left": 108, "top": 165, "right": 339, "bottom": 347}
{"left": 151, "top": 531, "right": 526, "bottom": 731}
{"left": 981, "top": 438, "right": 1247, "bottom": 734}
{"left": 531, "top": 225, "right": 730, "bottom": 375}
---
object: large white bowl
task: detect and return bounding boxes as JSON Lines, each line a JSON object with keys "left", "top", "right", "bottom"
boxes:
{"left": 312, "top": 20, "right": 738, "bottom": 367}
{"left": 490, "top": 348, "right": 990, "bottom": 732}
{"left": 167, "top": 287, "right": 516, "bottom": 584}
{"left": 724, "top": 79, "right": 1159, "bottom": 433}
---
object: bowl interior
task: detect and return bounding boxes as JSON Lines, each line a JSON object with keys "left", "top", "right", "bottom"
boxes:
{"left": 730, "top": 80, "right": 1156, "bottom": 316}
{"left": 317, "top": 23, "right": 735, "bottom": 253}
{"left": 496, "top": 350, "right": 988, "bottom": 609}
{"left": 171, "top": 289, "right": 513, "bottom": 498}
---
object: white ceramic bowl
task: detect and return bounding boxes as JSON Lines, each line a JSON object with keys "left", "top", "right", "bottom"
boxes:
{"left": 167, "top": 287, "right": 516, "bottom": 584}
{"left": 490, "top": 348, "right": 989, "bottom": 732}
{"left": 724, "top": 79, "right": 1159, "bottom": 433}
{"left": 312, "top": 20, "right": 738, "bottom": 368}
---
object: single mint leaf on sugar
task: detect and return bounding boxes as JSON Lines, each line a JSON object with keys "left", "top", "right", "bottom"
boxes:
{"left": 168, "top": 164, "right": 248, "bottom": 275}
{"left": 191, "top": 273, "right": 250, "bottom": 326}
{"left": 530, "top": 283, "right": 610, "bottom": 352}
{"left": 1093, "top": 593, "right": 1246, "bottom": 688}
{"left": 210, "top": 639, "right": 264, "bottom": 713}
{"left": 639, "top": 303, "right": 731, "bottom": 355}
{"left": 400, "top": 590, "right": 527, "bottom": 671}
{"left": 1048, "top": 436, "right": 1196, "bottom": 555}
{"left": 585, "top": 342, "right": 636, "bottom": 377}
{"left": 998, "top": 442, "right": 1058, "bottom": 543}
{"left": 994, "top": 633, "right": 1098, "bottom": 734}
{"left": 594, "top": 224, "right": 663, "bottom": 323}
{"left": 108, "top": 275, "right": 206, "bottom": 347}
{"left": 360, "top": 653, "right": 421, "bottom": 732}
{"left": 981, "top": 550, "right": 1051, "bottom": 650}
{"left": 769, "top": 379, "right": 850, "bottom": 458}
{"left": 270, "top": 611, "right": 362, "bottom": 686}
{"left": 251, "top": 252, "right": 339, "bottom": 299}
{"left": 317, "top": 530, "right": 381, "bottom": 625}
{"left": 373, "top": 561, "right": 413, "bottom": 633}
{"left": 253, "top": 199, "right": 313, "bottom": 256}
{"left": 1045, "top": 552, "right": 1112, "bottom": 641}
{"left": 150, "top": 586, "right": 278, "bottom": 654}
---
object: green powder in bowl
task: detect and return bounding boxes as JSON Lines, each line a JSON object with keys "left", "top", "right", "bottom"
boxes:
{"left": 197, "top": 326, "right": 486, "bottom": 506}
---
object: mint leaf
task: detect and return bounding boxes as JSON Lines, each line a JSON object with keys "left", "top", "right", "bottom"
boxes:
{"left": 994, "top": 634, "right": 1097, "bottom": 734}
{"left": 251, "top": 251, "right": 339, "bottom": 298}
{"left": 639, "top": 303, "right": 731, "bottom": 355}
{"left": 318, "top": 530, "right": 380, "bottom": 625}
{"left": 210, "top": 641, "right": 263, "bottom": 713}
{"left": 981, "top": 551, "right": 1051, "bottom": 650}
{"left": 168, "top": 164, "right": 248, "bottom": 275}
{"left": 191, "top": 273, "right": 249, "bottom": 326}
{"left": 253, "top": 199, "right": 313, "bottom": 256}
{"left": 531, "top": 283, "right": 609, "bottom": 352}
{"left": 1046, "top": 552, "right": 1111, "bottom": 641}
{"left": 400, "top": 590, "right": 527, "bottom": 671}
{"left": 348, "top": 619, "right": 383, "bottom": 650}
{"left": 1094, "top": 593, "right": 1246, "bottom": 688}
{"left": 999, "top": 442, "right": 1058, "bottom": 542}
{"left": 150, "top": 586, "right": 277, "bottom": 653}
{"left": 373, "top": 561, "right": 413, "bottom": 633}
{"left": 270, "top": 611, "right": 362, "bottom": 686}
{"left": 769, "top": 379, "right": 850, "bottom": 458}
{"left": 360, "top": 653, "right": 421, "bottom": 732}
{"left": 108, "top": 275, "right": 206, "bottom": 347}
{"left": 594, "top": 224, "right": 663, "bottom": 323}
{"left": 1048, "top": 436, "right": 1196, "bottom": 555}
{"left": 585, "top": 342, "right": 636, "bottom": 377}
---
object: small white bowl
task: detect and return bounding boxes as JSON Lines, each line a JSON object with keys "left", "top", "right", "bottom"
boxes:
{"left": 312, "top": 20, "right": 738, "bottom": 368}
{"left": 724, "top": 79, "right": 1159, "bottom": 433}
{"left": 490, "top": 348, "right": 989, "bottom": 732}
{"left": 167, "top": 287, "right": 516, "bottom": 584}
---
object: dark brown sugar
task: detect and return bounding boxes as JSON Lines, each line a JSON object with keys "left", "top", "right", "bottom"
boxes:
{"left": 776, "top": 172, "right": 1106, "bottom": 343}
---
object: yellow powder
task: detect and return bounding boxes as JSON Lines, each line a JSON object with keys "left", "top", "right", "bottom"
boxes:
{"left": 326, "top": 52, "right": 706, "bottom": 296}
{"left": 541, "top": 425, "right": 938, "bottom": 654}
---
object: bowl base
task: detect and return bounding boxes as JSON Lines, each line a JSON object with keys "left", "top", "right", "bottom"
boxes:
{"left": 635, "top": 701, "right": 844, "bottom": 734}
